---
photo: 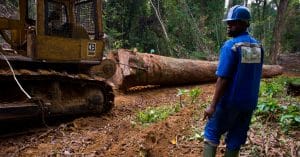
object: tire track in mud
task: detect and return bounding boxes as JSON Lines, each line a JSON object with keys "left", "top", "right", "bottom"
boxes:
{"left": 0, "top": 84, "right": 215, "bottom": 156}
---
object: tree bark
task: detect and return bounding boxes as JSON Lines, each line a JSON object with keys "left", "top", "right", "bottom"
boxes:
{"left": 269, "top": 0, "right": 289, "bottom": 64}
{"left": 277, "top": 53, "right": 300, "bottom": 72}
{"left": 108, "top": 49, "right": 283, "bottom": 90}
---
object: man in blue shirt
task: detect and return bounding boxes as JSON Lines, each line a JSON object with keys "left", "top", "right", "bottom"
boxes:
{"left": 202, "top": 5, "right": 263, "bottom": 157}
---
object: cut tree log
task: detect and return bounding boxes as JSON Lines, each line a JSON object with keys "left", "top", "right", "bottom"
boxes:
{"left": 277, "top": 53, "right": 300, "bottom": 73}
{"left": 107, "top": 49, "right": 283, "bottom": 90}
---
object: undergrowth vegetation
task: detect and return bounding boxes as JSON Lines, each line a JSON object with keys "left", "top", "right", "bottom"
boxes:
{"left": 254, "top": 76, "right": 300, "bottom": 133}
{"left": 132, "top": 78, "right": 299, "bottom": 156}
{"left": 135, "top": 88, "right": 202, "bottom": 126}
{"left": 134, "top": 77, "right": 299, "bottom": 134}
{"left": 136, "top": 104, "right": 181, "bottom": 126}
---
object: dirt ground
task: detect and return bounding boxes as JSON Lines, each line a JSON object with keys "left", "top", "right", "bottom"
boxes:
{"left": 0, "top": 82, "right": 299, "bottom": 157}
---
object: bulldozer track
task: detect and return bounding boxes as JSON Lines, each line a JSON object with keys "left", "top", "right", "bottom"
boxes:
{"left": 0, "top": 68, "right": 115, "bottom": 121}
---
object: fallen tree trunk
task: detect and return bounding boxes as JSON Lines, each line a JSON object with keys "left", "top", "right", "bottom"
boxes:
{"left": 261, "top": 64, "right": 284, "bottom": 78}
{"left": 107, "top": 49, "right": 283, "bottom": 90}
{"left": 277, "top": 53, "right": 300, "bottom": 73}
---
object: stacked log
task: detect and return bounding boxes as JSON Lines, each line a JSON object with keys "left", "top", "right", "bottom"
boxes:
{"left": 108, "top": 49, "right": 283, "bottom": 90}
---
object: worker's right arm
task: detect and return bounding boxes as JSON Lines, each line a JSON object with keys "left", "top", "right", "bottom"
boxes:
{"left": 203, "top": 77, "right": 230, "bottom": 120}
{"left": 203, "top": 41, "right": 236, "bottom": 120}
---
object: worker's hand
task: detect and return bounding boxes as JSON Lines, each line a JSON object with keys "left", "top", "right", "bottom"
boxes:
{"left": 203, "top": 105, "right": 215, "bottom": 120}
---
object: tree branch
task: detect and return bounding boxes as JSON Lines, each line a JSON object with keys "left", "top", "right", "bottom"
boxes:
{"left": 149, "top": 0, "right": 169, "bottom": 41}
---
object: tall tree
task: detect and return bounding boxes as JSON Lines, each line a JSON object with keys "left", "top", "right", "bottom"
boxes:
{"left": 102, "top": 0, "right": 300, "bottom": 63}
{"left": 228, "top": 0, "right": 244, "bottom": 7}
{"left": 149, "top": 0, "right": 169, "bottom": 41}
{"left": 282, "top": 0, "right": 300, "bottom": 53}
{"left": 269, "top": 0, "right": 289, "bottom": 64}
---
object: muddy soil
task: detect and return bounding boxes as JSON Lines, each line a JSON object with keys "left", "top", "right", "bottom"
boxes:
{"left": 0, "top": 84, "right": 213, "bottom": 157}
{"left": 0, "top": 82, "right": 298, "bottom": 157}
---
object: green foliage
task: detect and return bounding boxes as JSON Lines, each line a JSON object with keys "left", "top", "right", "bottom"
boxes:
{"left": 255, "top": 77, "right": 300, "bottom": 133}
{"left": 250, "top": 0, "right": 300, "bottom": 55}
{"left": 259, "top": 77, "right": 287, "bottom": 97}
{"left": 103, "top": 0, "right": 226, "bottom": 58}
{"left": 176, "top": 89, "right": 189, "bottom": 97}
{"left": 102, "top": 0, "right": 300, "bottom": 58}
{"left": 257, "top": 97, "right": 280, "bottom": 113}
{"left": 282, "top": 0, "right": 300, "bottom": 53}
{"left": 189, "top": 51, "right": 208, "bottom": 60}
{"left": 202, "top": 0, "right": 226, "bottom": 53}
{"left": 5, "top": 0, "right": 18, "bottom": 7}
{"left": 256, "top": 97, "right": 281, "bottom": 121}
{"left": 231, "top": 0, "right": 244, "bottom": 6}
{"left": 136, "top": 104, "right": 180, "bottom": 125}
{"left": 134, "top": 87, "right": 203, "bottom": 128}
{"left": 251, "top": 1, "right": 277, "bottom": 56}
{"left": 176, "top": 88, "right": 202, "bottom": 105}
{"left": 280, "top": 104, "right": 300, "bottom": 132}
{"left": 189, "top": 88, "right": 202, "bottom": 104}
{"left": 290, "top": 78, "right": 300, "bottom": 85}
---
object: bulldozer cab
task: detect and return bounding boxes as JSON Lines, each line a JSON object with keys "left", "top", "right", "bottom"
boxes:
{"left": 45, "top": 0, "right": 97, "bottom": 39}
{"left": 0, "top": 0, "right": 105, "bottom": 62}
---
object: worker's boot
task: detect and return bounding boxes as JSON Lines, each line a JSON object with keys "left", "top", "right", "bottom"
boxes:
{"left": 203, "top": 141, "right": 217, "bottom": 157}
{"left": 224, "top": 149, "right": 239, "bottom": 157}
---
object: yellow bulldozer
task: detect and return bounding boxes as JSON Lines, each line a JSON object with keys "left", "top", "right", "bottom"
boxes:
{"left": 0, "top": 0, "right": 116, "bottom": 120}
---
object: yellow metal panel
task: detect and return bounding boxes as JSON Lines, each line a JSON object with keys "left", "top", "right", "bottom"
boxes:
{"left": 0, "top": 18, "right": 22, "bottom": 29}
{"left": 80, "top": 40, "right": 104, "bottom": 60}
{"left": 35, "top": 36, "right": 104, "bottom": 62}
{"left": 0, "top": 17, "right": 25, "bottom": 48}
{"left": 36, "top": 35, "right": 81, "bottom": 61}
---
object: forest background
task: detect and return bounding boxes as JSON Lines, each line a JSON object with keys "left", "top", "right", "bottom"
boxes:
{"left": 4, "top": 0, "right": 300, "bottom": 64}
{"left": 103, "top": 0, "right": 299, "bottom": 64}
